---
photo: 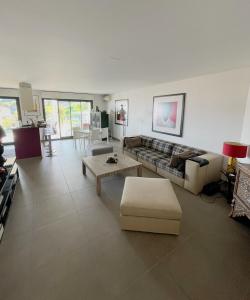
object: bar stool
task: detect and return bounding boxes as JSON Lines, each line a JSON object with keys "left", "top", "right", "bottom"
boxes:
{"left": 43, "top": 128, "right": 55, "bottom": 157}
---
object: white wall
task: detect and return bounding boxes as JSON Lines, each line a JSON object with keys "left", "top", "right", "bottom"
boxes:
{"left": 108, "top": 68, "right": 250, "bottom": 153}
{"left": 241, "top": 86, "right": 250, "bottom": 144}
{"left": 241, "top": 86, "right": 250, "bottom": 157}
{"left": 0, "top": 88, "right": 106, "bottom": 124}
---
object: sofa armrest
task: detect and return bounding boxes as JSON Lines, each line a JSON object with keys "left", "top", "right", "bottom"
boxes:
{"left": 187, "top": 156, "right": 209, "bottom": 167}
{"left": 184, "top": 153, "right": 223, "bottom": 195}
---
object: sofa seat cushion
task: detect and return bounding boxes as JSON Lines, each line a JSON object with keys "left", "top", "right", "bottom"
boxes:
{"left": 126, "top": 146, "right": 146, "bottom": 155}
{"left": 172, "top": 144, "right": 206, "bottom": 157}
{"left": 120, "top": 177, "right": 182, "bottom": 220}
{"left": 137, "top": 148, "right": 167, "bottom": 164}
{"left": 156, "top": 158, "right": 184, "bottom": 178}
{"left": 152, "top": 139, "right": 173, "bottom": 156}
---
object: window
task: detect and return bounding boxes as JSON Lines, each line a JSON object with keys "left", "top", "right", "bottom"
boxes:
{"left": 0, "top": 97, "right": 21, "bottom": 143}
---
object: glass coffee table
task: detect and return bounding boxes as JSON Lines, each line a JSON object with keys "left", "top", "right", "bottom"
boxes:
{"left": 82, "top": 154, "right": 142, "bottom": 195}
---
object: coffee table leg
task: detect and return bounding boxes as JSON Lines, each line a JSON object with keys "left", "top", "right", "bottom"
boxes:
{"left": 96, "top": 177, "right": 101, "bottom": 195}
{"left": 137, "top": 165, "right": 142, "bottom": 177}
{"left": 82, "top": 162, "right": 86, "bottom": 176}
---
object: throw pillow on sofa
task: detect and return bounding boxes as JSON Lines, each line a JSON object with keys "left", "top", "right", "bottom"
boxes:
{"left": 169, "top": 150, "right": 196, "bottom": 169}
{"left": 125, "top": 137, "right": 142, "bottom": 148}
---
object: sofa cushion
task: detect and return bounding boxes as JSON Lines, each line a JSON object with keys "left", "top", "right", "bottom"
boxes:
{"left": 125, "top": 136, "right": 142, "bottom": 149}
{"left": 169, "top": 150, "right": 197, "bottom": 168}
{"left": 126, "top": 146, "right": 146, "bottom": 155}
{"left": 140, "top": 135, "right": 154, "bottom": 148}
{"left": 152, "top": 139, "right": 173, "bottom": 156}
{"left": 137, "top": 148, "right": 167, "bottom": 164}
{"left": 156, "top": 158, "right": 184, "bottom": 178}
{"left": 172, "top": 144, "right": 206, "bottom": 157}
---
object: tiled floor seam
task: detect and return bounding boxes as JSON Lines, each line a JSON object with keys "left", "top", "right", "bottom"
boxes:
{"left": 58, "top": 155, "right": 72, "bottom": 193}
{"left": 31, "top": 210, "right": 77, "bottom": 234}
{"left": 118, "top": 233, "right": 194, "bottom": 298}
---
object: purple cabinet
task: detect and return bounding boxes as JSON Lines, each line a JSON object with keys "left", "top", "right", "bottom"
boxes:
{"left": 13, "top": 127, "right": 42, "bottom": 159}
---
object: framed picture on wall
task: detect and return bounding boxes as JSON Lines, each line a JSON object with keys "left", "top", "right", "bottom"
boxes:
{"left": 115, "top": 99, "right": 129, "bottom": 126}
{"left": 152, "top": 93, "right": 185, "bottom": 137}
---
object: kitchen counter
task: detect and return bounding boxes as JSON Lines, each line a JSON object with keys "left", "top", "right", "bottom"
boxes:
{"left": 12, "top": 127, "right": 42, "bottom": 159}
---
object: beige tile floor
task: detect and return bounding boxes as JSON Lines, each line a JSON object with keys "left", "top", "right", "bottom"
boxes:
{"left": 0, "top": 140, "right": 249, "bottom": 300}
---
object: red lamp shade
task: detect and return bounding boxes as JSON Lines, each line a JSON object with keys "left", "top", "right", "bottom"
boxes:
{"left": 223, "top": 142, "right": 248, "bottom": 158}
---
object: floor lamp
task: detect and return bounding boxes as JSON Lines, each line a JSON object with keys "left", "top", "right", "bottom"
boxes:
{"left": 119, "top": 105, "right": 127, "bottom": 138}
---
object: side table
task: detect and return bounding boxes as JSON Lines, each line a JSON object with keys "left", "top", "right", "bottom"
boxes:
{"left": 230, "top": 163, "right": 250, "bottom": 220}
{"left": 221, "top": 171, "right": 236, "bottom": 203}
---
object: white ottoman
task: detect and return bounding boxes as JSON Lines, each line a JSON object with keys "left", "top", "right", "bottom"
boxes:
{"left": 120, "top": 177, "right": 182, "bottom": 235}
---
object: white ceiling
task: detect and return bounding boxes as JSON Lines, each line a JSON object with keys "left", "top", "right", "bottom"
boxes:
{"left": 1, "top": 0, "right": 250, "bottom": 94}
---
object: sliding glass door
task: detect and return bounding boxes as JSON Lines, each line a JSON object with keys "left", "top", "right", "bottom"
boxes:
{"left": 59, "top": 101, "right": 71, "bottom": 138}
{"left": 43, "top": 99, "right": 60, "bottom": 139}
{"left": 81, "top": 101, "right": 92, "bottom": 126}
{"left": 0, "top": 97, "right": 21, "bottom": 143}
{"left": 43, "top": 99, "right": 92, "bottom": 139}
{"left": 70, "top": 101, "right": 81, "bottom": 130}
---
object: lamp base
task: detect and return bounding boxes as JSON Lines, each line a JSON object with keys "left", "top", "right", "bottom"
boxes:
{"left": 226, "top": 157, "right": 237, "bottom": 174}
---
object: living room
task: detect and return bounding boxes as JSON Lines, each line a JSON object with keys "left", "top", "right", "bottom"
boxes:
{"left": 0, "top": 1, "right": 249, "bottom": 300}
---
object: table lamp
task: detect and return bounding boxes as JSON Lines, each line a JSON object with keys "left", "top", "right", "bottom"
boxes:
{"left": 223, "top": 141, "right": 248, "bottom": 174}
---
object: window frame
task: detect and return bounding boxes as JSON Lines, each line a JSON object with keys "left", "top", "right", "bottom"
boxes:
{"left": 0, "top": 96, "right": 22, "bottom": 145}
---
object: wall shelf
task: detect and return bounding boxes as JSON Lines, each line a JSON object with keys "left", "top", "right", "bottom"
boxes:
{"left": 0, "top": 157, "right": 19, "bottom": 242}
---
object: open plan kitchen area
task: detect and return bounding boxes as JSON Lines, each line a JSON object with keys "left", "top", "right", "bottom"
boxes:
{"left": 0, "top": 83, "right": 110, "bottom": 158}
{"left": 0, "top": 82, "right": 111, "bottom": 241}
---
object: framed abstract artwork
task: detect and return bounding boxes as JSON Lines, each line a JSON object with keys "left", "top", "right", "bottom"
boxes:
{"left": 115, "top": 99, "right": 129, "bottom": 126}
{"left": 152, "top": 93, "right": 186, "bottom": 137}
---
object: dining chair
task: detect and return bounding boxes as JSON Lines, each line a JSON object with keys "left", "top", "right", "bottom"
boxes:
{"left": 82, "top": 123, "right": 90, "bottom": 130}
{"left": 72, "top": 127, "right": 82, "bottom": 148}
{"left": 89, "top": 128, "right": 102, "bottom": 144}
{"left": 80, "top": 129, "right": 90, "bottom": 149}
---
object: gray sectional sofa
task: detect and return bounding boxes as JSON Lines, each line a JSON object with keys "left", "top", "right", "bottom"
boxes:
{"left": 123, "top": 135, "right": 223, "bottom": 195}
